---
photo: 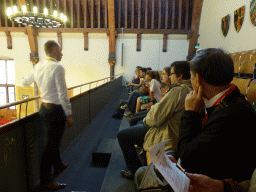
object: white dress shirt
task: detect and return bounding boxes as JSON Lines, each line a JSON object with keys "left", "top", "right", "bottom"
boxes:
{"left": 21, "top": 57, "right": 72, "bottom": 116}
{"left": 204, "top": 85, "right": 233, "bottom": 108}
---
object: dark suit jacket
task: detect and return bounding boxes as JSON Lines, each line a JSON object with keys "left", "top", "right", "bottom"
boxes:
{"left": 173, "top": 86, "right": 256, "bottom": 182}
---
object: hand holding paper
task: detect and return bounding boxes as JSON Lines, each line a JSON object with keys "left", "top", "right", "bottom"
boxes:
{"left": 149, "top": 140, "right": 190, "bottom": 192}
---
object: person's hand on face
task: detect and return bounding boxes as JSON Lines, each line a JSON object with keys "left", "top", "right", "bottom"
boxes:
{"left": 185, "top": 85, "right": 205, "bottom": 113}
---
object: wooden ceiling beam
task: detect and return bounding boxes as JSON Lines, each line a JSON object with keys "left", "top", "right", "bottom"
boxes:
{"left": 188, "top": 0, "right": 203, "bottom": 56}
{"left": 17, "top": 0, "right": 39, "bottom": 62}
{"left": 108, "top": 0, "right": 116, "bottom": 73}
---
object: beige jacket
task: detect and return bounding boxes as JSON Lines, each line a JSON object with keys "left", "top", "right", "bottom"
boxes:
{"left": 143, "top": 79, "right": 193, "bottom": 151}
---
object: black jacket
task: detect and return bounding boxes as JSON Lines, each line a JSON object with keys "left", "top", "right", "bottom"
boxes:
{"left": 173, "top": 86, "right": 256, "bottom": 182}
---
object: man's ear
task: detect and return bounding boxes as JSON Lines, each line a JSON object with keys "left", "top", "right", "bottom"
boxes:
{"left": 197, "top": 73, "right": 205, "bottom": 87}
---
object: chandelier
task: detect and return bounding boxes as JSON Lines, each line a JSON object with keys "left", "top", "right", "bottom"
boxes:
{"left": 6, "top": 5, "right": 67, "bottom": 28}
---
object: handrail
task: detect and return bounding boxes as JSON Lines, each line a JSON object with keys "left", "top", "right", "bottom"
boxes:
{"left": 0, "top": 73, "right": 123, "bottom": 110}
{"left": 0, "top": 96, "right": 40, "bottom": 110}
{"left": 68, "top": 74, "right": 122, "bottom": 90}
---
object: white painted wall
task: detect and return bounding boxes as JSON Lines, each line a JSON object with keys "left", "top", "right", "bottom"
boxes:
{"left": 0, "top": 32, "right": 32, "bottom": 87}
{"left": 0, "top": 32, "right": 189, "bottom": 96}
{"left": 115, "top": 34, "right": 189, "bottom": 84}
{"left": 37, "top": 33, "right": 110, "bottom": 95}
{"left": 198, "top": 0, "right": 256, "bottom": 53}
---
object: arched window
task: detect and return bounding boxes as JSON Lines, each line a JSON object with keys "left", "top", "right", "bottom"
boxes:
{"left": 0, "top": 60, "right": 15, "bottom": 109}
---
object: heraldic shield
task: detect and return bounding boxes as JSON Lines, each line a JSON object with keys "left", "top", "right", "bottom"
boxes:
{"left": 222, "top": 14, "right": 230, "bottom": 37}
{"left": 250, "top": 0, "right": 256, "bottom": 26}
{"left": 234, "top": 6, "right": 245, "bottom": 32}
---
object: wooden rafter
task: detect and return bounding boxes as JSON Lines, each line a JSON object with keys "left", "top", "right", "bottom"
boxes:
{"left": 5, "top": 30, "right": 12, "bottom": 49}
{"left": 188, "top": 0, "right": 203, "bottom": 56}
{"left": 17, "top": 0, "right": 38, "bottom": 58}
{"left": 137, "top": 32, "right": 142, "bottom": 51}
{"left": 108, "top": 0, "right": 116, "bottom": 66}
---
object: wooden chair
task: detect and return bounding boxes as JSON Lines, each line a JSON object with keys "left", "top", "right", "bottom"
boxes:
{"left": 246, "top": 79, "right": 256, "bottom": 109}
{"left": 250, "top": 49, "right": 256, "bottom": 61}
{"left": 239, "top": 51, "right": 251, "bottom": 63}
{"left": 234, "top": 61, "right": 241, "bottom": 77}
{"left": 239, "top": 60, "right": 256, "bottom": 78}
{"left": 231, "top": 78, "right": 251, "bottom": 95}
{"left": 246, "top": 79, "right": 256, "bottom": 101}
{"left": 231, "top": 52, "right": 240, "bottom": 62}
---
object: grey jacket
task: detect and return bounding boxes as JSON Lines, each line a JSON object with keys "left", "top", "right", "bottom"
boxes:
{"left": 143, "top": 79, "right": 193, "bottom": 151}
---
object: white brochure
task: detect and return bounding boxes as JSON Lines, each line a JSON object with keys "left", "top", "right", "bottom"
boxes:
{"left": 149, "top": 140, "right": 190, "bottom": 192}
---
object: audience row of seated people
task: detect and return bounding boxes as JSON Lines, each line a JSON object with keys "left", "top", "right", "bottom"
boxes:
{"left": 118, "top": 48, "right": 256, "bottom": 191}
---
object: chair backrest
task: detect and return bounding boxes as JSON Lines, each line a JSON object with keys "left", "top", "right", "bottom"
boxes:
{"left": 234, "top": 61, "right": 241, "bottom": 75}
{"left": 246, "top": 79, "right": 256, "bottom": 102}
{"left": 250, "top": 49, "right": 256, "bottom": 61}
{"left": 239, "top": 51, "right": 251, "bottom": 63}
{"left": 231, "top": 52, "right": 240, "bottom": 62}
{"left": 239, "top": 61, "right": 256, "bottom": 75}
{"left": 231, "top": 78, "right": 251, "bottom": 95}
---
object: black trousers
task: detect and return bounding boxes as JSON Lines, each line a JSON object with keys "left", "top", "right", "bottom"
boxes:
{"left": 117, "top": 122, "right": 150, "bottom": 175}
{"left": 129, "top": 110, "right": 149, "bottom": 126}
{"left": 39, "top": 104, "right": 67, "bottom": 185}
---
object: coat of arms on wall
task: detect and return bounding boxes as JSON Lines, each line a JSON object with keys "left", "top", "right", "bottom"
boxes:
{"left": 221, "top": 14, "right": 230, "bottom": 37}
{"left": 250, "top": 0, "right": 256, "bottom": 26}
{"left": 234, "top": 6, "right": 245, "bottom": 32}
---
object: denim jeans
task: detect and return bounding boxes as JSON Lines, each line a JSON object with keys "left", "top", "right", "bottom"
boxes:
{"left": 127, "top": 91, "right": 148, "bottom": 114}
{"left": 117, "top": 123, "right": 150, "bottom": 174}
{"left": 39, "top": 104, "right": 67, "bottom": 185}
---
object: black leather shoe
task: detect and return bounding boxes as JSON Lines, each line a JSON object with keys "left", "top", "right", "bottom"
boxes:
{"left": 54, "top": 163, "right": 68, "bottom": 175}
{"left": 120, "top": 170, "right": 134, "bottom": 179}
{"left": 42, "top": 181, "right": 66, "bottom": 190}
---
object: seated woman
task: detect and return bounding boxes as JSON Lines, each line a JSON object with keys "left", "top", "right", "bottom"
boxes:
{"left": 135, "top": 71, "right": 162, "bottom": 114}
{"left": 129, "top": 67, "right": 172, "bottom": 126}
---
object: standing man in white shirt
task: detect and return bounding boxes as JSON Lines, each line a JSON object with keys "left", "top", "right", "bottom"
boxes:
{"left": 22, "top": 40, "right": 73, "bottom": 190}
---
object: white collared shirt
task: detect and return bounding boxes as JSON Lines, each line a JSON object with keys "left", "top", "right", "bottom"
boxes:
{"left": 204, "top": 85, "right": 233, "bottom": 108}
{"left": 21, "top": 57, "right": 72, "bottom": 116}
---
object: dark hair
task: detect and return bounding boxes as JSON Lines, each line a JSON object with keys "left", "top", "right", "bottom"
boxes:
{"left": 170, "top": 61, "right": 191, "bottom": 80}
{"left": 136, "top": 66, "right": 142, "bottom": 69}
{"left": 140, "top": 68, "right": 147, "bottom": 73}
{"left": 147, "top": 67, "right": 152, "bottom": 71}
{"left": 191, "top": 48, "right": 234, "bottom": 86}
{"left": 186, "top": 55, "right": 195, "bottom": 61}
{"left": 163, "top": 67, "right": 171, "bottom": 76}
{"left": 146, "top": 71, "right": 161, "bottom": 82}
